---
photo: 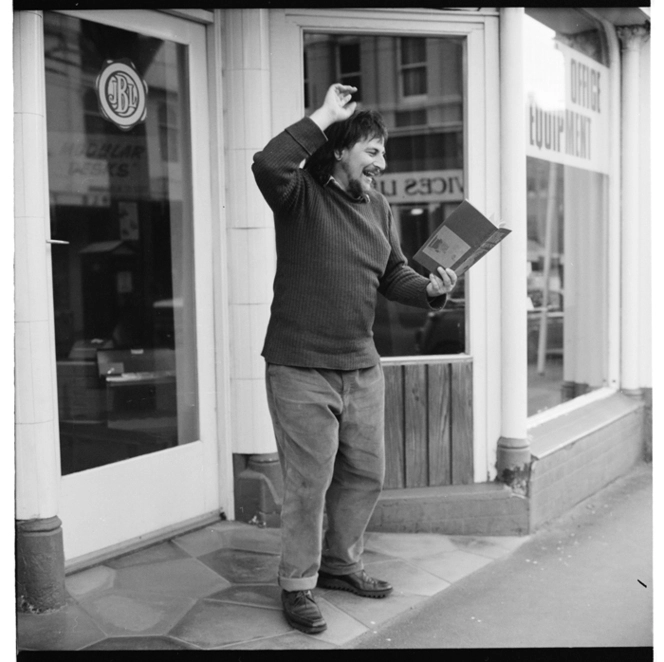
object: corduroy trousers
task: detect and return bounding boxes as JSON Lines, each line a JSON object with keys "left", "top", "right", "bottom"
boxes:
{"left": 265, "top": 362, "right": 386, "bottom": 592}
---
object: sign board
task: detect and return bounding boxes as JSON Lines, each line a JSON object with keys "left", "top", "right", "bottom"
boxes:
{"left": 526, "top": 40, "right": 609, "bottom": 174}
{"left": 47, "top": 132, "right": 150, "bottom": 202}
{"left": 376, "top": 169, "right": 464, "bottom": 204}
{"left": 96, "top": 59, "right": 148, "bottom": 132}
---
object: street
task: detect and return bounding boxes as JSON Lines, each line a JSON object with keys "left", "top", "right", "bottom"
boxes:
{"left": 353, "top": 461, "right": 653, "bottom": 650}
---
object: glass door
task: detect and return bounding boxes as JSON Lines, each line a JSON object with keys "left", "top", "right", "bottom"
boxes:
{"left": 44, "top": 10, "right": 221, "bottom": 562}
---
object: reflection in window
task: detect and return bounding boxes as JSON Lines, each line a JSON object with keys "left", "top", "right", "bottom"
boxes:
{"left": 338, "top": 41, "right": 362, "bottom": 99}
{"left": 400, "top": 37, "right": 427, "bottom": 97}
{"left": 304, "top": 32, "right": 465, "bottom": 358}
{"left": 524, "top": 10, "right": 610, "bottom": 416}
{"left": 158, "top": 92, "right": 180, "bottom": 163}
{"left": 44, "top": 12, "right": 199, "bottom": 475}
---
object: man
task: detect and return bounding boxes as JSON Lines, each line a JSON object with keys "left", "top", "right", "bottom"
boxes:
{"left": 252, "top": 83, "right": 457, "bottom": 635}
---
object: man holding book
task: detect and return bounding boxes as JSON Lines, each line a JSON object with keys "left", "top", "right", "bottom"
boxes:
{"left": 252, "top": 83, "right": 457, "bottom": 634}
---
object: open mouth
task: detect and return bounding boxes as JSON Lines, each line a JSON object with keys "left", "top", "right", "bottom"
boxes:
{"left": 363, "top": 168, "right": 381, "bottom": 185}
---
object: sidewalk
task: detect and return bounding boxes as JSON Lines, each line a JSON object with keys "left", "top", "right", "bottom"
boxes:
{"left": 17, "top": 520, "right": 528, "bottom": 650}
{"left": 352, "top": 461, "right": 653, "bottom": 649}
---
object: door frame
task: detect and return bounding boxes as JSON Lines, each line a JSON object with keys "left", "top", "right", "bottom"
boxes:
{"left": 48, "top": 9, "right": 232, "bottom": 564}
{"left": 268, "top": 8, "right": 501, "bottom": 482}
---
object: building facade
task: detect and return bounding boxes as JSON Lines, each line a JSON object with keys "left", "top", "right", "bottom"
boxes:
{"left": 14, "top": 6, "right": 651, "bottom": 611}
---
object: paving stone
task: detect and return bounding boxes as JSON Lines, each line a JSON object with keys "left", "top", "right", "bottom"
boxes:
{"left": 17, "top": 520, "right": 519, "bottom": 650}
{"left": 169, "top": 600, "right": 291, "bottom": 648}
{"left": 364, "top": 531, "right": 457, "bottom": 558}
{"left": 314, "top": 586, "right": 425, "bottom": 629}
{"left": 77, "top": 588, "right": 196, "bottom": 638}
{"left": 309, "top": 596, "right": 368, "bottom": 646}
{"left": 360, "top": 547, "right": 396, "bottom": 564}
{"left": 105, "top": 541, "right": 191, "bottom": 569}
{"left": 409, "top": 549, "right": 493, "bottom": 583}
{"left": 66, "top": 565, "right": 116, "bottom": 598}
{"left": 172, "top": 525, "right": 243, "bottom": 558}
{"left": 114, "top": 558, "right": 231, "bottom": 598}
{"left": 83, "top": 635, "right": 197, "bottom": 650}
{"left": 197, "top": 548, "right": 280, "bottom": 584}
{"left": 206, "top": 584, "right": 282, "bottom": 610}
{"left": 449, "top": 535, "right": 529, "bottom": 559}
{"left": 363, "top": 558, "right": 451, "bottom": 597}
{"left": 219, "top": 631, "right": 340, "bottom": 649}
{"left": 207, "top": 523, "right": 282, "bottom": 555}
{"left": 174, "top": 522, "right": 281, "bottom": 557}
{"left": 17, "top": 601, "right": 107, "bottom": 651}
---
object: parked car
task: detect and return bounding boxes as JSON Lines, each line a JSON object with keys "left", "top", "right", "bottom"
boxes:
{"left": 415, "top": 297, "right": 466, "bottom": 355}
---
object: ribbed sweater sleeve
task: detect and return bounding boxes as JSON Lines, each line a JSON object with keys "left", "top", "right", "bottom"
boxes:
{"left": 252, "top": 117, "right": 446, "bottom": 370}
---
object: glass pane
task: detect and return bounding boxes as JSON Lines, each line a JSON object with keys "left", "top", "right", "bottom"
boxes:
{"left": 44, "top": 13, "right": 199, "bottom": 474}
{"left": 401, "top": 37, "right": 426, "bottom": 65}
{"left": 402, "top": 67, "right": 427, "bottom": 97}
{"left": 339, "top": 42, "right": 360, "bottom": 74}
{"left": 303, "top": 33, "right": 466, "bottom": 357}
{"left": 524, "top": 10, "right": 610, "bottom": 415}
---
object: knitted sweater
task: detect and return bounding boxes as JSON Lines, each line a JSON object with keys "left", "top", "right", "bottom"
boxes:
{"left": 252, "top": 117, "right": 445, "bottom": 370}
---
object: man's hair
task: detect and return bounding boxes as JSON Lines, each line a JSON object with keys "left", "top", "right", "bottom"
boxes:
{"left": 304, "top": 109, "right": 388, "bottom": 183}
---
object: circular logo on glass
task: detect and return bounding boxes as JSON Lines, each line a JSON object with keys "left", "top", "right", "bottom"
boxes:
{"left": 96, "top": 59, "right": 148, "bottom": 131}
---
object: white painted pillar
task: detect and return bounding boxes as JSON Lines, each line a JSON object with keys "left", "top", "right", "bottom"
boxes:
{"left": 14, "top": 10, "right": 61, "bottom": 522}
{"left": 597, "top": 15, "right": 623, "bottom": 391}
{"left": 496, "top": 8, "right": 530, "bottom": 486}
{"left": 14, "top": 10, "right": 67, "bottom": 611}
{"left": 223, "top": 9, "right": 278, "bottom": 454}
{"left": 617, "top": 25, "right": 648, "bottom": 396}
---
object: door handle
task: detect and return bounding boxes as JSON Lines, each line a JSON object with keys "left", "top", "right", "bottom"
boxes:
{"left": 46, "top": 239, "right": 70, "bottom": 245}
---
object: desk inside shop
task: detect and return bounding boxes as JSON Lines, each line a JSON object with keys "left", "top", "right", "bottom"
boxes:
{"left": 56, "top": 344, "right": 179, "bottom": 474}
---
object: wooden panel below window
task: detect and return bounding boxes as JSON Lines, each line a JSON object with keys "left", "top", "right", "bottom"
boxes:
{"left": 404, "top": 363, "right": 428, "bottom": 487}
{"left": 382, "top": 358, "right": 472, "bottom": 488}
{"left": 383, "top": 363, "right": 405, "bottom": 488}
{"left": 451, "top": 360, "right": 473, "bottom": 485}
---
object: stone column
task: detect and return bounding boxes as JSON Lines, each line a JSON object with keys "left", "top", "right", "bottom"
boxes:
{"left": 14, "top": 10, "right": 67, "bottom": 611}
{"left": 223, "top": 9, "right": 278, "bottom": 455}
{"left": 617, "top": 24, "right": 649, "bottom": 398}
{"left": 222, "top": 9, "right": 283, "bottom": 523}
{"left": 496, "top": 8, "right": 530, "bottom": 491}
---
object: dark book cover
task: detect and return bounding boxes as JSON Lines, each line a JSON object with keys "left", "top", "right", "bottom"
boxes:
{"left": 413, "top": 199, "right": 511, "bottom": 277}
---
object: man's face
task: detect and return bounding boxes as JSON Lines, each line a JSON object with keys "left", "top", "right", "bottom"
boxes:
{"left": 333, "top": 135, "right": 387, "bottom": 198}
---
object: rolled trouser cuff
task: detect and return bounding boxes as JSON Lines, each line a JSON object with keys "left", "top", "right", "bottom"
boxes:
{"left": 279, "top": 574, "right": 319, "bottom": 592}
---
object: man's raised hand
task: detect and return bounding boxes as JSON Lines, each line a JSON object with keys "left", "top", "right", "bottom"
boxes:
{"left": 310, "top": 84, "right": 358, "bottom": 132}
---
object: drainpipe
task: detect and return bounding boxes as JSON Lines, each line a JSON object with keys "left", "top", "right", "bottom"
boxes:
{"left": 14, "top": 11, "right": 67, "bottom": 612}
{"left": 496, "top": 8, "right": 530, "bottom": 492}
{"left": 616, "top": 23, "right": 649, "bottom": 399}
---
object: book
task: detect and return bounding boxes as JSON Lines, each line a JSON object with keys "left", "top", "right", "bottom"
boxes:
{"left": 413, "top": 199, "right": 511, "bottom": 277}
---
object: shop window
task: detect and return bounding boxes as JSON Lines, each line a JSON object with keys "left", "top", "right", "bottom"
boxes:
{"left": 524, "top": 9, "right": 610, "bottom": 415}
{"left": 44, "top": 13, "right": 199, "bottom": 474}
{"left": 304, "top": 32, "right": 465, "bottom": 357}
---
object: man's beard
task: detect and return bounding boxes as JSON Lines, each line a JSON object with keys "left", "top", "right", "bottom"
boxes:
{"left": 340, "top": 161, "right": 374, "bottom": 198}
{"left": 347, "top": 177, "right": 367, "bottom": 198}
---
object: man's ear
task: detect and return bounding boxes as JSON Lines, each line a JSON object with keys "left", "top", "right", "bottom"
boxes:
{"left": 334, "top": 149, "right": 343, "bottom": 161}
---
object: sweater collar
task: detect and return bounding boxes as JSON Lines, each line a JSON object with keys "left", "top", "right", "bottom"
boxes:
{"left": 325, "top": 176, "right": 370, "bottom": 203}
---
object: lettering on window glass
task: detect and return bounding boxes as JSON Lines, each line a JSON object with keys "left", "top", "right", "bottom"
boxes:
{"left": 96, "top": 59, "right": 148, "bottom": 132}
{"left": 526, "top": 37, "right": 609, "bottom": 174}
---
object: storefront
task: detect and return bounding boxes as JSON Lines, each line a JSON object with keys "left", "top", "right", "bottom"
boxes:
{"left": 14, "top": 6, "right": 651, "bottom": 611}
